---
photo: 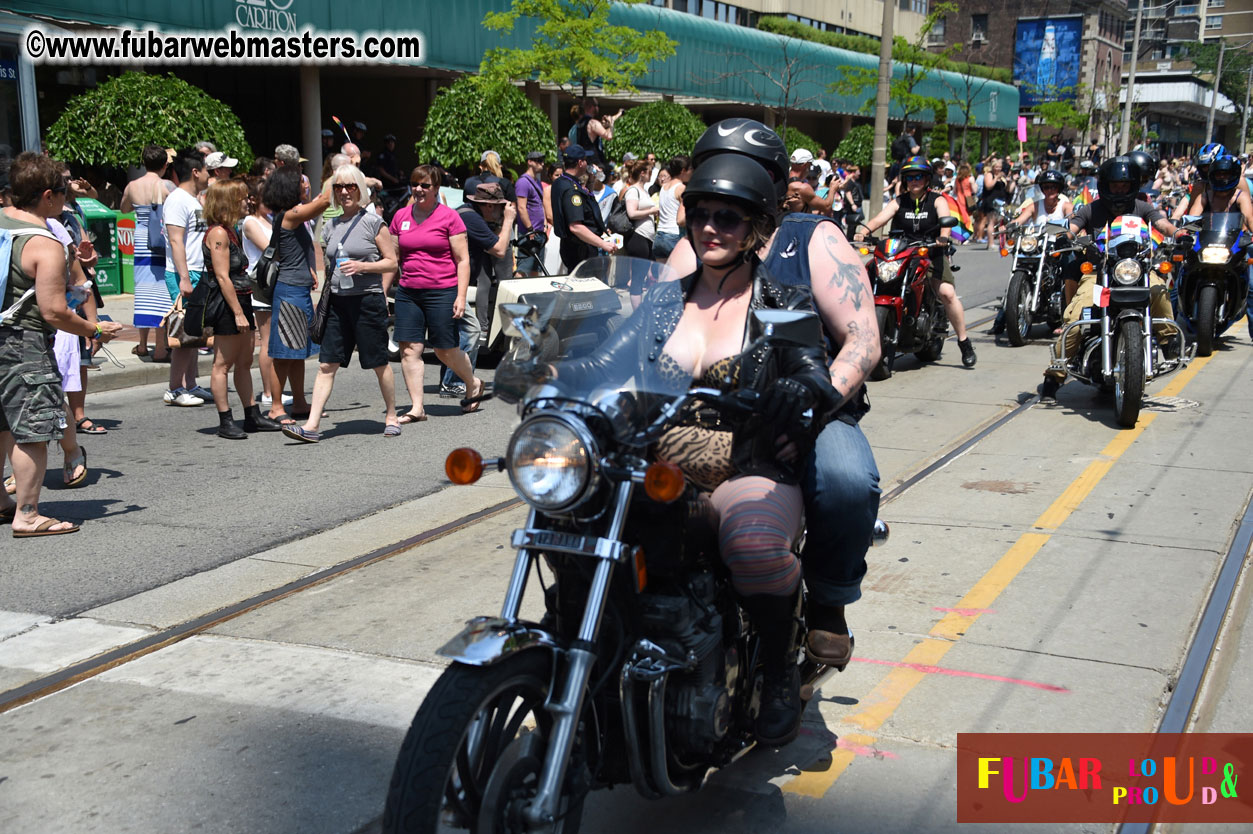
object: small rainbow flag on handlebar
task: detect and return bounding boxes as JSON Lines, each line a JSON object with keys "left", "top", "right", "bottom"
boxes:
{"left": 1072, "top": 182, "right": 1097, "bottom": 208}
{"left": 942, "top": 193, "right": 972, "bottom": 243}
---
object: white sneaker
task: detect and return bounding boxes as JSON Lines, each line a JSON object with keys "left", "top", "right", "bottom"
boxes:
{"left": 163, "top": 389, "right": 178, "bottom": 404}
{"left": 173, "top": 391, "right": 205, "bottom": 407}
{"left": 259, "top": 393, "right": 295, "bottom": 406}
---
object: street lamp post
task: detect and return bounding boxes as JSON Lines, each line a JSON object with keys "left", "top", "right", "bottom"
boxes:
{"left": 1121, "top": 0, "right": 1145, "bottom": 153}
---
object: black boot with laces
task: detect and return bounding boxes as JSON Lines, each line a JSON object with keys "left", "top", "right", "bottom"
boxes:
{"left": 959, "top": 338, "right": 977, "bottom": 367}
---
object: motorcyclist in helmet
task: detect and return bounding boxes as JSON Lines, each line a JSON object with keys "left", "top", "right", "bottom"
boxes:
{"left": 1127, "top": 150, "right": 1158, "bottom": 200}
{"left": 666, "top": 119, "right": 883, "bottom": 683}
{"left": 1186, "top": 155, "right": 1253, "bottom": 339}
{"left": 1172, "top": 142, "right": 1251, "bottom": 222}
{"left": 1038, "top": 156, "right": 1183, "bottom": 401}
{"left": 523, "top": 152, "right": 840, "bottom": 746}
{"left": 856, "top": 155, "right": 978, "bottom": 367}
{"left": 991, "top": 170, "right": 1075, "bottom": 335}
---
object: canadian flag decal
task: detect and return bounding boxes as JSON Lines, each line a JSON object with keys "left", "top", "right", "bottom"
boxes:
{"left": 1092, "top": 286, "right": 1111, "bottom": 307}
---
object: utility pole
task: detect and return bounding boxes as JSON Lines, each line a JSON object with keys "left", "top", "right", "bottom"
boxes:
{"left": 1206, "top": 40, "right": 1227, "bottom": 143}
{"left": 1242, "top": 65, "right": 1252, "bottom": 154}
{"left": 868, "top": 0, "right": 895, "bottom": 218}
{"left": 1120, "top": 0, "right": 1145, "bottom": 153}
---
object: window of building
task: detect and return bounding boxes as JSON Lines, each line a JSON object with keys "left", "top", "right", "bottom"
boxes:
{"left": 1206, "top": 15, "right": 1223, "bottom": 29}
{"left": 927, "top": 17, "right": 946, "bottom": 45}
{"left": 900, "top": 0, "right": 929, "bottom": 13}
{"left": 1209, "top": 0, "right": 1224, "bottom": 8}
{"left": 971, "top": 13, "right": 988, "bottom": 42}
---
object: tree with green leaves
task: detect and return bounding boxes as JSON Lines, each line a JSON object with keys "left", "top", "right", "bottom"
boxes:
{"left": 832, "top": 3, "right": 959, "bottom": 136}
{"left": 416, "top": 76, "right": 557, "bottom": 171}
{"left": 44, "top": 72, "right": 252, "bottom": 168}
{"left": 480, "top": 0, "right": 676, "bottom": 100}
{"left": 1183, "top": 43, "right": 1253, "bottom": 147}
{"left": 1036, "top": 94, "right": 1090, "bottom": 136}
{"left": 834, "top": 124, "right": 874, "bottom": 169}
{"left": 941, "top": 38, "right": 1008, "bottom": 160}
{"left": 604, "top": 101, "right": 705, "bottom": 162}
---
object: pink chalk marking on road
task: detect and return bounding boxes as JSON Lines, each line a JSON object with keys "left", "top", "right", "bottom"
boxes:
{"left": 932, "top": 607, "right": 996, "bottom": 616}
{"left": 796, "top": 727, "right": 899, "bottom": 760}
{"left": 852, "top": 657, "right": 1070, "bottom": 692}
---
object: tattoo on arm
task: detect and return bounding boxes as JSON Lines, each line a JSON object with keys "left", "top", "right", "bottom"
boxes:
{"left": 822, "top": 232, "right": 869, "bottom": 310}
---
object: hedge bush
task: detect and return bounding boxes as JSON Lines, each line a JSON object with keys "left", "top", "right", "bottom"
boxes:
{"left": 779, "top": 125, "right": 820, "bottom": 158}
{"left": 604, "top": 101, "right": 706, "bottom": 162}
{"left": 834, "top": 124, "right": 874, "bottom": 168}
{"left": 417, "top": 75, "right": 557, "bottom": 170}
{"left": 45, "top": 72, "right": 253, "bottom": 168}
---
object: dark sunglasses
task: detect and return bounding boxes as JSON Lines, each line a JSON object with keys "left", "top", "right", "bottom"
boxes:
{"left": 689, "top": 207, "right": 749, "bottom": 233}
{"left": 332, "top": 183, "right": 359, "bottom": 191}
{"left": 411, "top": 182, "right": 435, "bottom": 190}
{"left": 1040, "top": 184, "right": 1061, "bottom": 191}
{"left": 903, "top": 173, "right": 928, "bottom": 182}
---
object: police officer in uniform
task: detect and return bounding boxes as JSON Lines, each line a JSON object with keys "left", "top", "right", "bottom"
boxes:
{"left": 551, "top": 144, "right": 616, "bottom": 271}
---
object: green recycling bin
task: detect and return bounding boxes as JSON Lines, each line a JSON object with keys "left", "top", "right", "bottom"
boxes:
{"left": 75, "top": 197, "right": 121, "bottom": 295}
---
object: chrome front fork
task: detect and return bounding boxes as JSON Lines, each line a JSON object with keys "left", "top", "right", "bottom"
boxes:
{"left": 524, "top": 482, "right": 635, "bottom": 827}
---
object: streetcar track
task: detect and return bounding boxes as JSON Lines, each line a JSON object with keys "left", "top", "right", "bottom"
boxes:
{"left": 0, "top": 309, "right": 1080, "bottom": 715}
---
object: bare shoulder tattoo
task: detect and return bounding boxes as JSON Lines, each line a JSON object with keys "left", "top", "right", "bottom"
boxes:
{"left": 821, "top": 232, "right": 868, "bottom": 309}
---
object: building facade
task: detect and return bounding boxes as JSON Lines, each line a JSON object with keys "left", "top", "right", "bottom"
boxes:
{"left": 648, "top": 0, "right": 930, "bottom": 42}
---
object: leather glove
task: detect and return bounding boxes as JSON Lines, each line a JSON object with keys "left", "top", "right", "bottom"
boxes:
{"left": 494, "top": 357, "right": 551, "bottom": 404}
{"left": 755, "top": 377, "right": 816, "bottom": 436}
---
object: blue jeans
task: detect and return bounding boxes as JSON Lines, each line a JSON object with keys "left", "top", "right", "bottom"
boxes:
{"left": 800, "top": 418, "right": 881, "bottom": 607}
{"left": 441, "top": 303, "right": 482, "bottom": 388}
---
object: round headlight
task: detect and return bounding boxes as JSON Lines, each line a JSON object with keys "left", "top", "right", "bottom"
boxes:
{"left": 1018, "top": 234, "right": 1039, "bottom": 253}
{"left": 1113, "top": 258, "right": 1142, "bottom": 285}
{"left": 507, "top": 415, "right": 594, "bottom": 512}
{"left": 877, "top": 259, "right": 902, "bottom": 281}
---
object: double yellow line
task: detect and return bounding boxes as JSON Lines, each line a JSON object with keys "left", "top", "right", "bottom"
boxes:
{"left": 785, "top": 355, "right": 1215, "bottom": 798}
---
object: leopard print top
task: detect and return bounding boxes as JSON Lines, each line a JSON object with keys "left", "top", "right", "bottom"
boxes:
{"left": 654, "top": 355, "right": 740, "bottom": 492}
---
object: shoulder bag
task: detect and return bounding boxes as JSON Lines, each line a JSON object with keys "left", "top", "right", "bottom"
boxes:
{"left": 162, "top": 295, "right": 208, "bottom": 349}
{"left": 249, "top": 211, "right": 284, "bottom": 305}
{"left": 310, "top": 211, "right": 366, "bottom": 344}
{"left": 606, "top": 190, "right": 635, "bottom": 238}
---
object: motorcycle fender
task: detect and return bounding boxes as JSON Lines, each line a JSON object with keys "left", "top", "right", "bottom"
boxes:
{"left": 874, "top": 296, "right": 905, "bottom": 323}
{"left": 1108, "top": 287, "right": 1150, "bottom": 306}
{"left": 437, "top": 616, "right": 563, "bottom": 667}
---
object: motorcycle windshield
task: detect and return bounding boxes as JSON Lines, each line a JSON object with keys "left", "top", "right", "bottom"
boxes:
{"left": 502, "top": 257, "right": 701, "bottom": 443}
{"left": 1096, "top": 214, "right": 1151, "bottom": 255}
{"left": 1196, "top": 212, "right": 1246, "bottom": 252}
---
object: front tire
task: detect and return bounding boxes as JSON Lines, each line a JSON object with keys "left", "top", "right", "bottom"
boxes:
{"left": 869, "top": 306, "right": 895, "bottom": 380}
{"left": 1195, "top": 284, "right": 1218, "bottom": 357}
{"left": 1004, "top": 270, "right": 1033, "bottom": 347}
{"left": 1113, "top": 318, "right": 1145, "bottom": 429}
{"left": 383, "top": 652, "right": 581, "bottom": 834}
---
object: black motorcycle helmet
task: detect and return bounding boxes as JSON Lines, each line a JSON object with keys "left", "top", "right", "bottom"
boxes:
{"left": 1036, "top": 169, "right": 1067, "bottom": 190}
{"left": 691, "top": 118, "right": 790, "bottom": 202}
{"left": 1126, "top": 150, "right": 1157, "bottom": 189}
{"left": 1208, "top": 154, "right": 1241, "bottom": 192}
{"left": 1097, "top": 156, "right": 1141, "bottom": 213}
{"left": 682, "top": 153, "right": 779, "bottom": 261}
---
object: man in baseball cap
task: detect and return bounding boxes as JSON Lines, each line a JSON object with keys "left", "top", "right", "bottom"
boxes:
{"left": 204, "top": 151, "right": 238, "bottom": 184}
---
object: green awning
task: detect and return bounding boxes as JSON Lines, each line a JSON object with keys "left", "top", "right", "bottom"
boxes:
{"left": 1, "top": 0, "right": 1017, "bottom": 129}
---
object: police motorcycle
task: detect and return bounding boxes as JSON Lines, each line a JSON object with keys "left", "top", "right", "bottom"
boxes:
{"left": 858, "top": 216, "right": 960, "bottom": 379}
{"left": 998, "top": 185, "right": 1066, "bottom": 346}
{"left": 1050, "top": 217, "right": 1194, "bottom": 428}
{"left": 382, "top": 258, "right": 889, "bottom": 833}
{"left": 1177, "top": 212, "right": 1251, "bottom": 356}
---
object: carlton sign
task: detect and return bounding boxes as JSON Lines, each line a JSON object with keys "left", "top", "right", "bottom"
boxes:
{"left": 234, "top": 0, "right": 299, "bottom": 33}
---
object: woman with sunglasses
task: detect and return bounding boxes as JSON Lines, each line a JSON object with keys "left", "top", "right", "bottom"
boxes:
{"left": 857, "top": 155, "right": 976, "bottom": 367}
{"left": 388, "top": 165, "right": 484, "bottom": 422}
{"left": 505, "top": 153, "right": 840, "bottom": 747}
{"left": 282, "top": 165, "right": 399, "bottom": 442}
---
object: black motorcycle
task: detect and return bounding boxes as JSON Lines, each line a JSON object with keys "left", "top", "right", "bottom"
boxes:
{"left": 383, "top": 259, "right": 888, "bottom": 833}
{"left": 1000, "top": 219, "right": 1067, "bottom": 346}
{"left": 1051, "top": 217, "right": 1194, "bottom": 427}
{"left": 1178, "top": 212, "right": 1251, "bottom": 356}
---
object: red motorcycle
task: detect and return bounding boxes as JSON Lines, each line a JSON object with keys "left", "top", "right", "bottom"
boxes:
{"left": 858, "top": 217, "right": 958, "bottom": 380}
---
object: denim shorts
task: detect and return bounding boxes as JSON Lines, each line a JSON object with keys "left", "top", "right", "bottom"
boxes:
{"left": 393, "top": 285, "right": 458, "bottom": 349}
{"left": 653, "top": 231, "right": 682, "bottom": 260}
{"left": 269, "top": 281, "right": 319, "bottom": 360}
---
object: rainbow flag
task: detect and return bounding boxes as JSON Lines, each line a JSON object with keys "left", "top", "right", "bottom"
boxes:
{"left": 1072, "top": 182, "right": 1097, "bottom": 208}
{"left": 942, "top": 193, "right": 972, "bottom": 243}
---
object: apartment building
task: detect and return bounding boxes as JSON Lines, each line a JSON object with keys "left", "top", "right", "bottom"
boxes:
{"left": 648, "top": 0, "right": 930, "bottom": 42}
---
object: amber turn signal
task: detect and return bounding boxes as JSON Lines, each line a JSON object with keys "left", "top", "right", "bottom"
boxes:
{"left": 858, "top": 247, "right": 870, "bottom": 256}
{"left": 1080, "top": 261, "right": 1095, "bottom": 274}
{"left": 1156, "top": 261, "right": 1172, "bottom": 274}
{"left": 1000, "top": 247, "right": 1010, "bottom": 257}
{"left": 1172, "top": 254, "right": 1184, "bottom": 262}
{"left": 644, "top": 461, "right": 685, "bottom": 503}
{"left": 446, "top": 448, "right": 484, "bottom": 485}
{"left": 918, "top": 247, "right": 930, "bottom": 257}
{"left": 632, "top": 546, "right": 648, "bottom": 592}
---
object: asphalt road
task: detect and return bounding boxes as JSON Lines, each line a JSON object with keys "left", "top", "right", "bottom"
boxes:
{"left": 0, "top": 245, "right": 1009, "bottom": 619}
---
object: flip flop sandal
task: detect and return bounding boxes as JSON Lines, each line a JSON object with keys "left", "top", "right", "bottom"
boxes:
{"left": 63, "top": 448, "right": 88, "bottom": 488}
{"left": 460, "top": 379, "right": 486, "bottom": 414}
{"left": 131, "top": 345, "right": 149, "bottom": 357}
{"left": 3, "top": 475, "right": 14, "bottom": 495}
{"left": 281, "top": 425, "right": 321, "bottom": 443}
{"left": 397, "top": 412, "right": 427, "bottom": 424}
{"left": 383, "top": 424, "right": 402, "bottom": 437}
{"left": 13, "top": 518, "right": 81, "bottom": 538}
{"left": 76, "top": 418, "right": 108, "bottom": 435}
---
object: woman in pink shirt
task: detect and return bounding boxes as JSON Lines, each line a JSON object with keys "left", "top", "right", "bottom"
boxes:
{"left": 389, "top": 165, "right": 484, "bottom": 420}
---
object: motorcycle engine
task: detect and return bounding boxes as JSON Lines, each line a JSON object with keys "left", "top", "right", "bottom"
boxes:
{"left": 912, "top": 308, "right": 933, "bottom": 345}
{"left": 638, "top": 572, "right": 733, "bottom": 757}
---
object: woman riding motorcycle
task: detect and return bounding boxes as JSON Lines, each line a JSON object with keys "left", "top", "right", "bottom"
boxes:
{"left": 501, "top": 153, "right": 839, "bottom": 746}
{"left": 856, "top": 155, "right": 977, "bottom": 367}
{"left": 991, "top": 170, "right": 1074, "bottom": 335}
{"left": 1184, "top": 155, "right": 1253, "bottom": 228}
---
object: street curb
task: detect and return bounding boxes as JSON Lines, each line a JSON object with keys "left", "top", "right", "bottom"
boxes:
{"left": 88, "top": 353, "right": 217, "bottom": 395}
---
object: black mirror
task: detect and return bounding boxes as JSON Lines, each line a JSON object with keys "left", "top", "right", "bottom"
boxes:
{"left": 939, "top": 216, "right": 959, "bottom": 229}
{"left": 749, "top": 309, "right": 823, "bottom": 348}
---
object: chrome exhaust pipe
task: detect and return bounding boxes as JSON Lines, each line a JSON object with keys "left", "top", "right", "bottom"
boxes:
{"left": 871, "top": 519, "right": 890, "bottom": 547}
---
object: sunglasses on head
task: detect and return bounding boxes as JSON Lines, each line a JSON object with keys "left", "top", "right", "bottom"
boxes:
{"left": 688, "top": 206, "right": 749, "bottom": 234}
